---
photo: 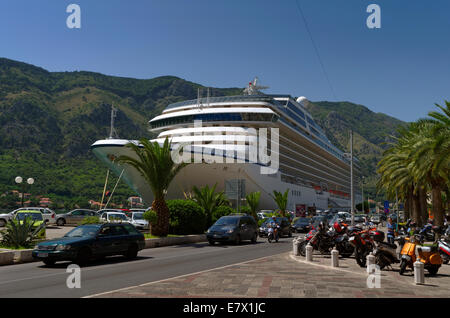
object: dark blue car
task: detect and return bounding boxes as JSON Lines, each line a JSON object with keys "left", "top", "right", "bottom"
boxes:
{"left": 32, "top": 223, "right": 145, "bottom": 266}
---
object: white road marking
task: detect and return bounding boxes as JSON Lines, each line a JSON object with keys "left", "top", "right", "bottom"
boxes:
{"left": 83, "top": 253, "right": 279, "bottom": 298}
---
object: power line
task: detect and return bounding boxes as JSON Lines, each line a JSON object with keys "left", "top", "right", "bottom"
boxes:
{"left": 295, "top": 0, "right": 337, "bottom": 100}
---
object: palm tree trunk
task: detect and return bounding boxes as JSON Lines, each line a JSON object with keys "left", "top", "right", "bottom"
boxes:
{"left": 151, "top": 198, "right": 170, "bottom": 237}
{"left": 419, "top": 187, "right": 428, "bottom": 225}
{"left": 431, "top": 181, "right": 444, "bottom": 226}
{"left": 412, "top": 186, "right": 422, "bottom": 227}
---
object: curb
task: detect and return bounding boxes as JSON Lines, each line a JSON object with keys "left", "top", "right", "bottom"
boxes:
{"left": 0, "top": 234, "right": 207, "bottom": 266}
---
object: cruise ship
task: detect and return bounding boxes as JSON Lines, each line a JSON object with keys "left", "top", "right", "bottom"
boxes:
{"left": 91, "top": 79, "right": 361, "bottom": 212}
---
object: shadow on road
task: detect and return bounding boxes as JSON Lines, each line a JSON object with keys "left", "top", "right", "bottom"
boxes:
{"left": 38, "top": 255, "right": 152, "bottom": 269}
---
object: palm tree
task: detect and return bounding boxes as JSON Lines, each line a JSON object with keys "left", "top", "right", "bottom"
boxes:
{"left": 245, "top": 191, "right": 261, "bottom": 221}
{"left": 377, "top": 102, "right": 450, "bottom": 226}
{"left": 116, "top": 138, "right": 188, "bottom": 237}
{"left": 272, "top": 189, "right": 289, "bottom": 217}
{"left": 191, "top": 183, "right": 229, "bottom": 227}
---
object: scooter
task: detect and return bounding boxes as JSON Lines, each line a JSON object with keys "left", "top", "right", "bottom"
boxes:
{"left": 399, "top": 232, "right": 443, "bottom": 275}
{"left": 438, "top": 237, "right": 450, "bottom": 264}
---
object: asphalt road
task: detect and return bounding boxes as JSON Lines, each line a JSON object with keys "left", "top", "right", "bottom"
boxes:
{"left": 0, "top": 234, "right": 300, "bottom": 298}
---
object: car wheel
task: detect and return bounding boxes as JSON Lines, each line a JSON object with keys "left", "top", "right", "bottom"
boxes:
{"left": 208, "top": 240, "right": 215, "bottom": 246}
{"left": 234, "top": 235, "right": 241, "bottom": 245}
{"left": 43, "top": 259, "right": 55, "bottom": 267}
{"left": 75, "top": 247, "right": 91, "bottom": 266}
{"left": 56, "top": 218, "right": 65, "bottom": 226}
{"left": 0, "top": 219, "right": 6, "bottom": 227}
{"left": 125, "top": 244, "right": 138, "bottom": 259}
{"left": 288, "top": 230, "right": 292, "bottom": 238}
{"left": 251, "top": 233, "right": 257, "bottom": 244}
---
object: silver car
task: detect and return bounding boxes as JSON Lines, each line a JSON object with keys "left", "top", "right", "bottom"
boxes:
{"left": 0, "top": 207, "right": 56, "bottom": 226}
{"left": 130, "top": 212, "right": 149, "bottom": 230}
{"left": 55, "top": 209, "right": 98, "bottom": 226}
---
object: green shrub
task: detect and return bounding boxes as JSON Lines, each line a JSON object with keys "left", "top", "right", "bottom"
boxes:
{"left": 212, "top": 205, "right": 236, "bottom": 224}
{"left": 258, "top": 218, "right": 268, "bottom": 227}
{"left": 143, "top": 210, "right": 158, "bottom": 225}
{"left": 0, "top": 218, "right": 45, "bottom": 249}
{"left": 80, "top": 216, "right": 100, "bottom": 225}
{"left": 167, "top": 200, "right": 206, "bottom": 235}
{"left": 239, "top": 206, "right": 251, "bottom": 215}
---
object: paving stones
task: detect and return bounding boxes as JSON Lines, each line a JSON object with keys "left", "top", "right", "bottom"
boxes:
{"left": 94, "top": 252, "right": 450, "bottom": 298}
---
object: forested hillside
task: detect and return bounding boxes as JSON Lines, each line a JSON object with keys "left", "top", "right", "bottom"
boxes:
{"left": 0, "top": 58, "right": 405, "bottom": 208}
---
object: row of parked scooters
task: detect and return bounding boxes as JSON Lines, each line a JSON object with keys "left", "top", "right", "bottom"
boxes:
{"left": 298, "top": 219, "right": 450, "bottom": 275}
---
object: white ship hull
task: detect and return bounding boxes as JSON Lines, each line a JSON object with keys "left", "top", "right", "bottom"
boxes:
{"left": 91, "top": 139, "right": 354, "bottom": 211}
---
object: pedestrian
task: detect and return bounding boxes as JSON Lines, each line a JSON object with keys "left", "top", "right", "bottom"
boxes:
{"left": 386, "top": 217, "right": 396, "bottom": 244}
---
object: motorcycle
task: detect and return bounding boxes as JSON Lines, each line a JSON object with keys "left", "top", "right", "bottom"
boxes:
{"left": 267, "top": 224, "right": 279, "bottom": 243}
{"left": 348, "top": 226, "right": 377, "bottom": 267}
{"left": 299, "top": 222, "right": 354, "bottom": 257}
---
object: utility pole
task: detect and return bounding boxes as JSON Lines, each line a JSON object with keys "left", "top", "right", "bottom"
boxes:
{"left": 350, "top": 130, "right": 354, "bottom": 226}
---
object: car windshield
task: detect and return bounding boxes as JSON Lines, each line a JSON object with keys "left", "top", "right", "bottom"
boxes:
{"left": 295, "top": 218, "right": 309, "bottom": 224}
{"left": 132, "top": 213, "right": 144, "bottom": 220}
{"left": 215, "top": 217, "right": 239, "bottom": 226}
{"left": 16, "top": 213, "right": 43, "bottom": 221}
{"left": 263, "top": 218, "right": 281, "bottom": 226}
{"left": 64, "top": 225, "right": 100, "bottom": 237}
{"left": 109, "top": 213, "right": 127, "bottom": 220}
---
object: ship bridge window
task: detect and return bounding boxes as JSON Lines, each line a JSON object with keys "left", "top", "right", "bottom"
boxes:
{"left": 150, "top": 112, "right": 275, "bottom": 129}
{"left": 287, "top": 102, "right": 305, "bottom": 120}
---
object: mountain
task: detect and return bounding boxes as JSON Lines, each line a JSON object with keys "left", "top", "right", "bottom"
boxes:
{"left": 0, "top": 58, "right": 405, "bottom": 208}
{"left": 304, "top": 101, "right": 407, "bottom": 196}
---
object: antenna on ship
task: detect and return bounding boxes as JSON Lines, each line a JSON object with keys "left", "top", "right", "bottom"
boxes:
{"left": 197, "top": 87, "right": 204, "bottom": 110}
{"left": 243, "top": 77, "right": 269, "bottom": 95}
{"left": 109, "top": 104, "right": 119, "bottom": 139}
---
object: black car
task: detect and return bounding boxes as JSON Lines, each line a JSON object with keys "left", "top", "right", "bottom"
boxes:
{"left": 32, "top": 223, "right": 145, "bottom": 266}
{"left": 291, "top": 217, "right": 311, "bottom": 233}
{"left": 206, "top": 214, "right": 258, "bottom": 245}
{"left": 258, "top": 217, "right": 292, "bottom": 238}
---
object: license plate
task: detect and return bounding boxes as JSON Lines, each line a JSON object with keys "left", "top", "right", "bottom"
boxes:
{"left": 38, "top": 252, "right": 48, "bottom": 258}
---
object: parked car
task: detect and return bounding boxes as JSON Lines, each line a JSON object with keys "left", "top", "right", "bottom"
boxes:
{"left": 55, "top": 209, "right": 98, "bottom": 226}
{"left": 257, "top": 210, "right": 272, "bottom": 219}
{"left": 32, "top": 223, "right": 145, "bottom": 266}
{"left": 0, "top": 207, "right": 56, "bottom": 226}
{"left": 291, "top": 217, "right": 311, "bottom": 233}
{"left": 370, "top": 215, "right": 381, "bottom": 224}
{"left": 258, "top": 217, "right": 292, "bottom": 238}
{"left": 130, "top": 212, "right": 149, "bottom": 230}
{"left": 206, "top": 214, "right": 258, "bottom": 245}
{"left": 15, "top": 210, "right": 46, "bottom": 238}
{"left": 100, "top": 212, "right": 130, "bottom": 223}
{"left": 354, "top": 214, "right": 366, "bottom": 224}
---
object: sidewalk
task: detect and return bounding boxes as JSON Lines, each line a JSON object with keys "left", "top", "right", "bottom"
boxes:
{"left": 90, "top": 250, "right": 450, "bottom": 298}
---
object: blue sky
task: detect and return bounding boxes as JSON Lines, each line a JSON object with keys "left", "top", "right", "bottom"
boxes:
{"left": 1, "top": 0, "right": 449, "bottom": 122}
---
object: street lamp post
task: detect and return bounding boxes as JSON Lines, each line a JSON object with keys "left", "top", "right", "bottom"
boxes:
{"left": 350, "top": 130, "right": 354, "bottom": 226}
{"left": 15, "top": 176, "right": 34, "bottom": 207}
{"left": 361, "top": 176, "right": 364, "bottom": 213}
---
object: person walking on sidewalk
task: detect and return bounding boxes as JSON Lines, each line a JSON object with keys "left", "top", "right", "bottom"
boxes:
{"left": 386, "top": 217, "right": 396, "bottom": 244}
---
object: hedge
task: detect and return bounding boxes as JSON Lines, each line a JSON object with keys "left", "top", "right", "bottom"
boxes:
{"left": 167, "top": 199, "right": 206, "bottom": 235}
